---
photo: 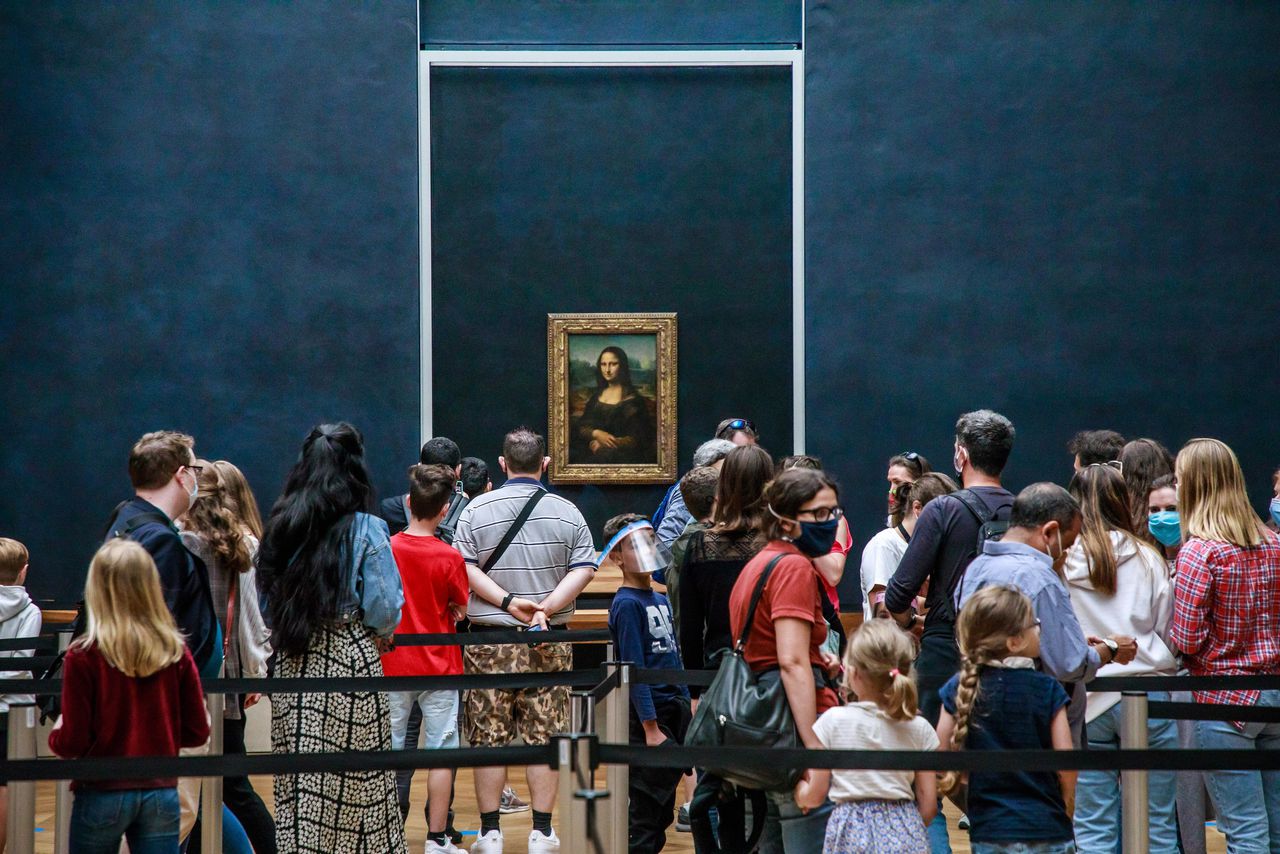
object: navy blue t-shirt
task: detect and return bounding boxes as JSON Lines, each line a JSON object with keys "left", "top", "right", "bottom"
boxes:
{"left": 940, "top": 667, "right": 1072, "bottom": 843}
{"left": 608, "top": 586, "right": 689, "bottom": 721}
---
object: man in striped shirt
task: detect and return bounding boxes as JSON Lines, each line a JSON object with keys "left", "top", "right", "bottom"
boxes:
{"left": 456, "top": 427, "right": 596, "bottom": 854}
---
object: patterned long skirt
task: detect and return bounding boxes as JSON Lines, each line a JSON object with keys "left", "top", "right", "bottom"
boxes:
{"left": 271, "top": 622, "right": 407, "bottom": 854}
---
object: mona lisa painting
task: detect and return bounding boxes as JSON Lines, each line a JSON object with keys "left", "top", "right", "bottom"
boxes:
{"left": 548, "top": 313, "right": 677, "bottom": 484}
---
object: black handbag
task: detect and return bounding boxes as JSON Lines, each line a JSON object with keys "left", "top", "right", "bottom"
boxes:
{"left": 684, "top": 554, "right": 804, "bottom": 792}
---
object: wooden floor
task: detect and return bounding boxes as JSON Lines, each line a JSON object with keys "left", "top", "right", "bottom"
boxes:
{"left": 25, "top": 773, "right": 1228, "bottom": 853}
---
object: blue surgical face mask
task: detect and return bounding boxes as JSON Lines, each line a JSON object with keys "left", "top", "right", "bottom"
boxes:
{"left": 1148, "top": 510, "right": 1181, "bottom": 547}
{"left": 1270, "top": 497, "right": 1280, "bottom": 528}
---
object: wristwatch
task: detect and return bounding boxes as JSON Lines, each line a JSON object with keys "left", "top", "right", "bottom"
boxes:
{"left": 1101, "top": 637, "right": 1119, "bottom": 662}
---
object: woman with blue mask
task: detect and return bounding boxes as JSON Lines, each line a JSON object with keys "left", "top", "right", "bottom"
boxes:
{"left": 1269, "top": 466, "right": 1280, "bottom": 534}
{"left": 1146, "top": 474, "right": 1182, "bottom": 565}
{"left": 722, "top": 467, "right": 846, "bottom": 853}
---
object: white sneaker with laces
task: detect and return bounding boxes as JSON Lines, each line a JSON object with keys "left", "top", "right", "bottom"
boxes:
{"left": 425, "top": 840, "right": 463, "bottom": 854}
{"left": 527, "top": 828, "right": 561, "bottom": 853}
{"left": 469, "top": 830, "right": 503, "bottom": 854}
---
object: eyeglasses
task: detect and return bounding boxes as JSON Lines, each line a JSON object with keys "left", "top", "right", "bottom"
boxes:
{"left": 727, "top": 418, "right": 755, "bottom": 432}
{"left": 899, "top": 452, "right": 920, "bottom": 462}
{"left": 796, "top": 506, "right": 844, "bottom": 523}
{"left": 1023, "top": 618, "right": 1042, "bottom": 631}
{"left": 181, "top": 464, "right": 204, "bottom": 476}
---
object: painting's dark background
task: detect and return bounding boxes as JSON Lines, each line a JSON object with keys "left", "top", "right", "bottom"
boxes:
{"left": 4, "top": 2, "right": 1278, "bottom": 606}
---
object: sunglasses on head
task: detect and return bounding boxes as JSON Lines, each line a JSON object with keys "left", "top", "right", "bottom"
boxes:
{"left": 1087, "top": 461, "right": 1124, "bottom": 474}
{"left": 726, "top": 418, "right": 755, "bottom": 432}
{"left": 899, "top": 452, "right": 920, "bottom": 462}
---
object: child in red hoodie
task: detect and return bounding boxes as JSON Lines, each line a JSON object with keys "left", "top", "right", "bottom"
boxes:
{"left": 50, "top": 538, "right": 209, "bottom": 854}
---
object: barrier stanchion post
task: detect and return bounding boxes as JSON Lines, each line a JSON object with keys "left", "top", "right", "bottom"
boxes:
{"left": 1120, "top": 690, "right": 1150, "bottom": 854}
{"left": 54, "top": 630, "right": 73, "bottom": 854}
{"left": 601, "top": 661, "right": 630, "bottom": 853}
{"left": 6, "top": 704, "right": 37, "bottom": 854}
{"left": 556, "top": 734, "right": 593, "bottom": 853}
{"left": 200, "top": 691, "right": 225, "bottom": 853}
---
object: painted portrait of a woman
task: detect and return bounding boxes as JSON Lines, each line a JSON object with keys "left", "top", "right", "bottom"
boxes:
{"left": 571, "top": 345, "right": 656, "bottom": 464}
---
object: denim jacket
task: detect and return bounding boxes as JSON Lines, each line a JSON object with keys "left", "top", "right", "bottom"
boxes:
{"left": 336, "top": 513, "right": 404, "bottom": 637}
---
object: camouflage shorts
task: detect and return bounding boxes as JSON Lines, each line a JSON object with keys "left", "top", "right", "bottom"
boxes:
{"left": 463, "top": 640, "right": 571, "bottom": 747}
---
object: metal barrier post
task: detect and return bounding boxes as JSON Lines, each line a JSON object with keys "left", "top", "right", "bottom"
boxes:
{"left": 6, "top": 705, "right": 37, "bottom": 854}
{"left": 601, "top": 661, "right": 630, "bottom": 854}
{"left": 53, "top": 630, "right": 73, "bottom": 854}
{"left": 1120, "top": 691, "right": 1150, "bottom": 854}
{"left": 200, "top": 692, "right": 225, "bottom": 853}
{"left": 556, "top": 734, "right": 593, "bottom": 853}
{"left": 572, "top": 690, "right": 594, "bottom": 734}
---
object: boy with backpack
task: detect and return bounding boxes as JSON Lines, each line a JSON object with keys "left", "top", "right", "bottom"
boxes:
{"left": 602, "top": 513, "right": 690, "bottom": 853}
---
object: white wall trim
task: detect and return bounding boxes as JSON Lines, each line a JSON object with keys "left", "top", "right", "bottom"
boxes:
{"left": 418, "top": 47, "right": 805, "bottom": 451}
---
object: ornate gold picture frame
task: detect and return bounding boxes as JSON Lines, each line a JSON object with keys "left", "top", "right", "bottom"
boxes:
{"left": 547, "top": 313, "right": 678, "bottom": 484}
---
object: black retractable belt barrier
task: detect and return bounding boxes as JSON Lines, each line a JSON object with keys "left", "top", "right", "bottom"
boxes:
{"left": 587, "top": 668, "right": 621, "bottom": 703}
{"left": 597, "top": 744, "right": 1280, "bottom": 773}
{"left": 1147, "top": 701, "right": 1280, "bottom": 723}
{"left": 1089, "top": 673, "right": 1280, "bottom": 692}
{"left": 2, "top": 744, "right": 556, "bottom": 783}
{"left": 0, "top": 636, "right": 60, "bottom": 652}
{"left": 392, "top": 628, "right": 612, "bottom": 647}
{"left": 0, "top": 669, "right": 606, "bottom": 697}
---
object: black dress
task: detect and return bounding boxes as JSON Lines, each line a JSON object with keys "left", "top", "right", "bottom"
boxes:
{"left": 572, "top": 392, "right": 655, "bottom": 464}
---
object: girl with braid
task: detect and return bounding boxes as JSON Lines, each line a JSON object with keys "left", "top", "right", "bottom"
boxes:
{"left": 936, "top": 586, "right": 1077, "bottom": 853}
{"left": 795, "top": 619, "right": 939, "bottom": 853}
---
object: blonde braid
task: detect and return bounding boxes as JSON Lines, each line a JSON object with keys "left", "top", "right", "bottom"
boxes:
{"left": 939, "top": 585, "right": 1036, "bottom": 797}
{"left": 939, "top": 654, "right": 983, "bottom": 796}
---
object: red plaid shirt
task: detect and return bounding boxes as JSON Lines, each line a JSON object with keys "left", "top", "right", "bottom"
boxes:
{"left": 1170, "top": 533, "right": 1280, "bottom": 723}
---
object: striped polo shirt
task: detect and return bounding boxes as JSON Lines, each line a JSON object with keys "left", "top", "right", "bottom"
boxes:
{"left": 455, "top": 477, "right": 597, "bottom": 627}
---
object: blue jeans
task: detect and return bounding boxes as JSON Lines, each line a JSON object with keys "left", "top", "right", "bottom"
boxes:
{"left": 1195, "top": 689, "right": 1280, "bottom": 853}
{"left": 387, "top": 689, "right": 460, "bottom": 750}
{"left": 758, "top": 790, "right": 832, "bottom": 853}
{"left": 1073, "top": 694, "right": 1179, "bottom": 853}
{"left": 972, "top": 843, "right": 1076, "bottom": 854}
{"left": 71, "top": 787, "right": 180, "bottom": 854}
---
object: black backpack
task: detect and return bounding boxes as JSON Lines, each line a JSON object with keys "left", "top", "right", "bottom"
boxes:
{"left": 951, "top": 488, "right": 1011, "bottom": 552}
{"left": 37, "top": 507, "right": 178, "bottom": 723}
{"left": 436, "top": 485, "right": 469, "bottom": 546}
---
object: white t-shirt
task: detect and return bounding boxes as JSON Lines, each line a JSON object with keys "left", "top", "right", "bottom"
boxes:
{"left": 812, "top": 703, "right": 939, "bottom": 803}
{"left": 859, "top": 526, "right": 910, "bottom": 615}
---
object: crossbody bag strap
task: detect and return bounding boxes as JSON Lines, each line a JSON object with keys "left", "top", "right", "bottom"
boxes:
{"left": 481, "top": 489, "right": 548, "bottom": 574}
{"left": 733, "top": 554, "right": 787, "bottom": 652}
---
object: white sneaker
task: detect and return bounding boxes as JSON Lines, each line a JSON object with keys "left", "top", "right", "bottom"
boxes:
{"left": 426, "top": 840, "right": 463, "bottom": 854}
{"left": 469, "top": 830, "right": 503, "bottom": 854}
{"left": 527, "top": 828, "right": 560, "bottom": 853}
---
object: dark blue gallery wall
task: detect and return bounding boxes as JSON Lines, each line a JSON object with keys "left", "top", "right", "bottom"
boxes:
{"left": 0, "top": 3, "right": 420, "bottom": 604}
{"left": 421, "top": 0, "right": 801, "bottom": 48}
{"left": 805, "top": 2, "right": 1280, "bottom": 603}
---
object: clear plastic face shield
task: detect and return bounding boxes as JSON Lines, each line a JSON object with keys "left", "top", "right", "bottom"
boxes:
{"left": 597, "top": 520, "right": 671, "bottom": 576}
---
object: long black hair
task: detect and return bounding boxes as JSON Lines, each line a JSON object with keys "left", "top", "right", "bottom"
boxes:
{"left": 595, "top": 346, "right": 636, "bottom": 394}
{"left": 257, "top": 422, "right": 374, "bottom": 657}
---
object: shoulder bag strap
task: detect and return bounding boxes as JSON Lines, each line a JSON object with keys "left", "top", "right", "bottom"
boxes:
{"left": 480, "top": 489, "right": 548, "bottom": 574}
{"left": 733, "top": 553, "right": 787, "bottom": 652}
